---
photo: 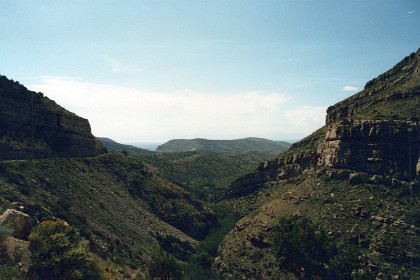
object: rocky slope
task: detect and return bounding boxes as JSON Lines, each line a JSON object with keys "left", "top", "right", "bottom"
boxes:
{"left": 0, "top": 75, "right": 106, "bottom": 159}
{"left": 98, "top": 138, "right": 279, "bottom": 202}
{"left": 226, "top": 49, "right": 420, "bottom": 199}
{"left": 0, "top": 153, "right": 217, "bottom": 268}
{"left": 137, "top": 150, "right": 278, "bottom": 202}
{"left": 327, "top": 50, "right": 420, "bottom": 124}
{"left": 0, "top": 76, "right": 219, "bottom": 276}
{"left": 217, "top": 49, "right": 420, "bottom": 279}
{"left": 156, "top": 137, "right": 291, "bottom": 155}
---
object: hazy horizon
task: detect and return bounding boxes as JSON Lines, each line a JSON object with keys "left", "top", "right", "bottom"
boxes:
{"left": 1, "top": 1, "right": 419, "bottom": 142}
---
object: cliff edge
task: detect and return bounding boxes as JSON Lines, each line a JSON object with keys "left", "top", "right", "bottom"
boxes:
{"left": 0, "top": 75, "right": 106, "bottom": 159}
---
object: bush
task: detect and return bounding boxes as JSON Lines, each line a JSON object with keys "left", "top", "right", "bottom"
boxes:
{"left": 0, "top": 225, "right": 11, "bottom": 264}
{"left": 0, "top": 225, "right": 20, "bottom": 279}
{"left": 148, "top": 251, "right": 182, "bottom": 280}
{"left": 0, "top": 265, "right": 19, "bottom": 280}
{"left": 274, "top": 215, "right": 363, "bottom": 279}
{"left": 274, "top": 215, "right": 334, "bottom": 279}
{"left": 29, "top": 220, "right": 104, "bottom": 280}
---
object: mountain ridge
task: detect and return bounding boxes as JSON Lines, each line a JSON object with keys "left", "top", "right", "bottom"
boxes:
{"left": 216, "top": 49, "right": 420, "bottom": 279}
{"left": 156, "top": 137, "right": 291, "bottom": 155}
{"left": 98, "top": 137, "right": 153, "bottom": 154}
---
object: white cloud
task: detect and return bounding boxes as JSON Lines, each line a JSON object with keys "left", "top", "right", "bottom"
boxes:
{"left": 408, "top": 10, "right": 415, "bottom": 14}
{"left": 342, "top": 85, "right": 358, "bottom": 91}
{"left": 29, "top": 76, "right": 322, "bottom": 142}
{"left": 283, "top": 106, "right": 327, "bottom": 136}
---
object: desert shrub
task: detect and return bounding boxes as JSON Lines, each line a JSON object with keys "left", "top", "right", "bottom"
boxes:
{"left": 328, "top": 244, "right": 365, "bottom": 279}
{"left": 0, "top": 225, "right": 11, "bottom": 264}
{"left": 0, "top": 225, "right": 20, "bottom": 279}
{"left": 406, "top": 208, "right": 420, "bottom": 225}
{"left": 148, "top": 251, "right": 182, "bottom": 280}
{"left": 29, "top": 220, "right": 104, "bottom": 280}
{"left": 274, "top": 215, "right": 334, "bottom": 279}
{"left": 274, "top": 215, "right": 363, "bottom": 279}
{"left": 50, "top": 199, "right": 92, "bottom": 239}
{"left": 184, "top": 204, "right": 239, "bottom": 280}
{"left": 0, "top": 265, "right": 19, "bottom": 280}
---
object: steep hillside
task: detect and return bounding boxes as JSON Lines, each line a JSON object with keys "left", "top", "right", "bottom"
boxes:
{"left": 97, "top": 138, "right": 276, "bottom": 201}
{"left": 217, "top": 49, "right": 420, "bottom": 279}
{"left": 0, "top": 153, "right": 217, "bottom": 268}
{"left": 0, "top": 75, "right": 106, "bottom": 159}
{"left": 156, "top": 137, "right": 291, "bottom": 155}
{"left": 98, "top": 137, "right": 152, "bottom": 154}
{"left": 0, "top": 76, "right": 219, "bottom": 277}
{"left": 137, "top": 151, "right": 276, "bottom": 201}
{"left": 327, "top": 50, "right": 420, "bottom": 124}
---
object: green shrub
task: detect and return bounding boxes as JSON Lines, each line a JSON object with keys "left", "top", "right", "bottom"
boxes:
{"left": 406, "top": 208, "right": 420, "bottom": 225}
{"left": 0, "top": 225, "right": 11, "bottom": 264}
{"left": 148, "top": 251, "right": 183, "bottom": 280}
{"left": 29, "top": 220, "right": 104, "bottom": 280}
{"left": 0, "top": 225, "right": 20, "bottom": 279}
{"left": 274, "top": 215, "right": 333, "bottom": 279}
{"left": 273, "top": 215, "right": 363, "bottom": 279}
{"left": 0, "top": 265, "right": 20, "bottom": 280}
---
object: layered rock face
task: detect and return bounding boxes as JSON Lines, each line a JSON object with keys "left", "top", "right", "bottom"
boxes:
{"left": 225, "top": 49, "right": 420, "bottom": 198}
{"left": 218, "top": 50, "right": 420, "bottom": 280}
{"left": 225, "top": 149, "right": 319, "bottom": 198}
{"left": 0, "top": 76, "right": 106, "bottom": 159}
{"left": 226, "top": 120, "right": 419, "bottom": 198}
{"left": 318, "top": 120, "right": 419, "bottom": 177}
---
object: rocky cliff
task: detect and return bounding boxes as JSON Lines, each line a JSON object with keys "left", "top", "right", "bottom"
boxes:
{"left": 317, "top": 120, "right": 419, "bottom": 177}
{"left": 218, "top": 50, "right": 420, "bottom": 279}
{"left": 225, "top": 50, "right": 420, "bottom": 199}
{"left": 327, "top": 49, "right": 420, "bottom": 124}
{"left": 0, "top": 75, "right": 106, "bottom": 159}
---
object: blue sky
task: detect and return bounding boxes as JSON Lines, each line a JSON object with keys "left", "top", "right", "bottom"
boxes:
{"left": 1, "top": 1, "right": 419, "bottom": 142}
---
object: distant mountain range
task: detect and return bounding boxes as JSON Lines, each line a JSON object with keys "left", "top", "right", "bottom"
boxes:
{"left": 98, "top": 137, "right": 153, "bottom": 154}
{"left": 156, "top": 137, "right": 291, "bottom": 155}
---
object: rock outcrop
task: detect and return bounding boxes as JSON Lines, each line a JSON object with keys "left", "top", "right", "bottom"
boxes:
{"left": 326, "top": 49, "right": 420, "bottom": 124}
{"left": 0, "top": 209, "right": 33, "bottom": 239}
{"left": 317, "top": 120, "right": 419, "bottom": 177}
{"left": 225, "top": 50, "right": 420, "bottom": 198}
{"left": 0, "top": 75, "right": 106, "bottom": 159}
{"left": 218, "top": 49, "right": 420, "bottom": 280}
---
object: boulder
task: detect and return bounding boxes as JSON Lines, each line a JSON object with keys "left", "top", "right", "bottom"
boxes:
{"left": 368, "top": 175, "right": 383, "bottom": 184}
{"left": 349, "top": 172, "right": 369, "bottom": 185}
{"left": 327, "top": 169, "right": 351, "bottom": 180}
{"left": 0, "top": 209, "right": 33, "bottom": 239}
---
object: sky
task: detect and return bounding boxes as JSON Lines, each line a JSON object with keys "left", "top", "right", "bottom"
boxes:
{"left": 1, "top": 0, "right": 419, "bottom": 143}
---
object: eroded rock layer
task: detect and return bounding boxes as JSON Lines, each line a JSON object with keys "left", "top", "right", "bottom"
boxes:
{"left": 0, "top": 76, "right": 105, "bottom": 159}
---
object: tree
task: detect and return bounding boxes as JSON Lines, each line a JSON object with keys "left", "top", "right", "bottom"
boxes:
{"left": 273, "top": 215, "right": 334, "bottom": 279}
{"left": 148, "top": 250, "right": 183, "bottom": 280}
{"left": 273, "top": 215, "right": 364, "bottom": 279}
{"left": 29, "top": 220, "right": 104, "bottom": 280}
